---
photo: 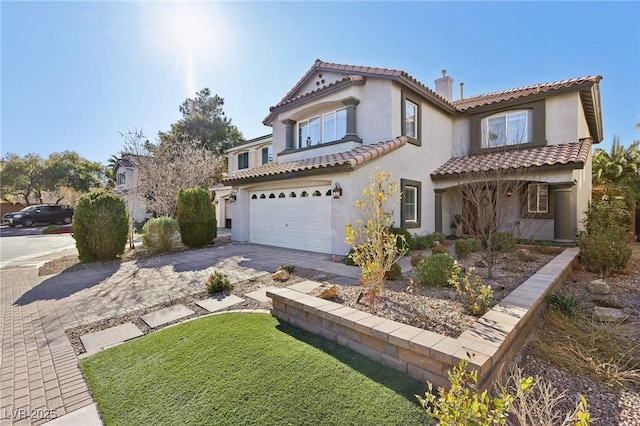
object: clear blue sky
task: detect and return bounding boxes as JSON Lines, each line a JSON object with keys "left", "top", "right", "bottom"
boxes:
{"left": 2, "top": 1, "right": 639, "bottom": 166}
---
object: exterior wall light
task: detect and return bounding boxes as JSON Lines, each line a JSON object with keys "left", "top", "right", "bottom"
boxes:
{"left": 332, "top": 183, "right": 343, "bottom": 199}
{"left": 229, "top": 190, "right": 237, "bottom": 202}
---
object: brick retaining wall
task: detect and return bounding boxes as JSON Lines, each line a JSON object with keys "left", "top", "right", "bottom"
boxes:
{"left": 267, "top": 247, "right": 578, "bottom": 390}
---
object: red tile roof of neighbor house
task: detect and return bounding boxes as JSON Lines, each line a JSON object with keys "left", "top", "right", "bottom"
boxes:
{"left": 453, "top": 76, "right": 602, "bottom": 111}
{"left": 430, "top": 138, "right": 593, "bottom": 179}
{"left": 223, "top": 137, "right": 408, "bottom": 183}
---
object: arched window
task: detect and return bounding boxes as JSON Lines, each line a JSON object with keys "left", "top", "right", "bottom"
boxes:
{"left": 269, "top": 193, "right": 276, "bottom": 198}
{"left": 312, "top": 190, "right": 321, "bottom": 197}
{"left": 290, "top": 192, "right": 297, "bottom": 197}
{"left": 301, "top": 191, "right": 308, "bottom": 197}
{"left": 279, "top": 192, "right": 286, "bottom": 198}
{"left": 251, "top": 194, "right": 257, "bottom": 200}
{"left": 326, "top": 190, "right": 332, "bottom": 196}
{"left": 260, "top": 194, "right": 266, "bottom": 199}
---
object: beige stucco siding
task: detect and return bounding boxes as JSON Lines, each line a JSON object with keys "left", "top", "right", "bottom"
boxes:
{"left": 546, "top": 92, "right": 582, "bottom": 144}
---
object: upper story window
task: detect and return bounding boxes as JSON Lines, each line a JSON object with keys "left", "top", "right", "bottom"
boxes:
{"left": 405, "top": 99, "right": 418, "bottom": 139}
{"left": 482, "top": 110, "right": 532, "bottom": 148}
{"left": 117, "top": 172, "right": 126, "bottom": 186}
{"left": 528, "top": 183, "right": 548, "bottom": 214}
{"left": 237, "top": 152, "right": 249, "bottom": 170}
{"left": 261, "top": 146, "right": 273, "bottom": 164}
{"left": 298, "top": 108, "right": 347, "bottom": 148}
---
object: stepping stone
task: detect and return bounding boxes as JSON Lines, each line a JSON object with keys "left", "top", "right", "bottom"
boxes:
{"left": 324, "top": 276, "right": 361, "bottom": 286}
{"left": 245, "top": 286, "right": 280, "bottom": 303}
{"left": 196, "top": 295, "right": 245, "bottom": 312}
{"left": 141, "top": 304, "right": 194, "bottom": 328}
{"left": 287, "top": 280, "right": 322, "bottom": 293}
{"left": 80, "top": 323, "right": 144, "bottom": 355}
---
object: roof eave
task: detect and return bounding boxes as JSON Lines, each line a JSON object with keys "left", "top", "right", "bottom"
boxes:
{"left": 222, "top": 163, "right": 353, "bottom": 186}
{"left": 430, "top": 161, "right": 587, "bottom": 182}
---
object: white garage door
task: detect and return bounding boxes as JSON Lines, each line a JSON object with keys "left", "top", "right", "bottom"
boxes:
{"left": 249, "top": 186, "right": 332, "bottom": 253}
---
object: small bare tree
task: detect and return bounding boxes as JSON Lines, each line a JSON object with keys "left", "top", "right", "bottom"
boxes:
{"left": 448, "top": 144, "right": 544, "bottom": 279}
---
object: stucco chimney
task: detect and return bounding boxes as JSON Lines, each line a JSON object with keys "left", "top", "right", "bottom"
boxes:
{"left": 434, "top": 69, "right": 453, "bottom": 102}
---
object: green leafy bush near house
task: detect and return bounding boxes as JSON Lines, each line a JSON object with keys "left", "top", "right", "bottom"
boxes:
{"left": 206, "top": 272, "right": 233, "bottom": 294}
{"left": 384, "top": 262, "right": 402, "bottom": 281}
{"left": 578, "top": 198, "right": 631, "bottom": 277}
{"left": 454, "top": 238, "right": 474, "bottom": 260}
{"left": 73, "top": 189, "right": 129, "bottom": 262}
{"left": 176, "top": 187, "right": 217, "bottom": 248}
{"left": 490, "top": 232, "right": 516, "bottom": 253}
{"left": 142, "top": 216, "right": 179, "bottom": 253}
{"left": 344, "top": 248, "right": 357, "bottom": 266}
{"left": 412, "top": 232, "right": 446, "bottom": 250}
{"left": 416, "top": 253, "right": 454, "bottom": 287}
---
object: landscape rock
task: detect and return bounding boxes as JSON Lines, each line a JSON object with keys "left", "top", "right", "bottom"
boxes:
{"left": 591, "top": 294, "right": 621, "bottom": 309}
{"left": 272, "top": 269, "right": 291, "bottom": 282}
{"left": 486, "top": 279, "right": 505, "bottom": 291}
{"left": 622, "top": 307, "right": 639, "bottom": 317}
{"left": 318, "top": 284, "right": 338, "bottom": 300}
{"left": 593, "top": 306, "right": 627, "bottom": 323}
{"left": 588, "top": 279, "right": 610, "bottom": 295}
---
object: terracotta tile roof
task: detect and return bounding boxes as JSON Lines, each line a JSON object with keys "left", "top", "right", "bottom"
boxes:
{"left": 264, "top": 59, "right": 453, "bottom": 124}
{"left": 116, "top": 154, "right": 153, "bottom": 170}
{"left": 224, "top": 137, "right": 407, "bottom": 183}
{"left": 431, "top": 139, "right": 592, "bottom": 179}
{"left": 453, "top": 76, "right": 602, "bottom": 111}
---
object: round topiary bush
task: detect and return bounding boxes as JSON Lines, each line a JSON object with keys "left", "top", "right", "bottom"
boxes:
{"left": 142, "top": 216, "right": 179, "bottom": 253}
{"left": 416, "top": 253, "right": 455, "bottom": 287}
{"left": 176, "top": 187, "right": 216, "bottom": 248}
{"left": 73, "top": 189, "right": 129, "bottom": 262}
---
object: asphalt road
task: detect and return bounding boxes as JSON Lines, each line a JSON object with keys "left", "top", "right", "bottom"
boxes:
{"left": 0, "top": 225, "right": 77, "bottom": 269}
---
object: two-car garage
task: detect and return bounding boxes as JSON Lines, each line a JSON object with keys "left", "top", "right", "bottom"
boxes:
{"left": 249, "top": 186, "right": 333, "bottom": 254}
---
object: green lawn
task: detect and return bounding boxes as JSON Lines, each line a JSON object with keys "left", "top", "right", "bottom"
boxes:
{"left": 80, "top": 312, "right": 431, "bottom": 425}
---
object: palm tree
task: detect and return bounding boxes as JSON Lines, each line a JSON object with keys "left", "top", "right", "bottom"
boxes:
{"left": 592, "top": 136, "right": 640, "bottom": 197}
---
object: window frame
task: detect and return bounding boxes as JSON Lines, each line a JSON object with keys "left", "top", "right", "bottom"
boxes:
{"left": 237, "top": 152, "right": 249, "bottom": 170}
{"left": 261, "top": 146, "right": 273, "bottom": 165}
{"left": 400, "top": 179, "right": 421, "bottom": 228}
{"left": 400, "top": 91, "right": 421, "bottom": 146}
{"left": 481, "top": 110, "right": 532, "bottom": 148}
{"left": 297, "top": 107, "right": 348, "bottom": 148}
{"left": 527, "top": 183, "right": 549, "bottom": 214}
{"left": 117, "top": 172, "right": 126, "bottom": 186}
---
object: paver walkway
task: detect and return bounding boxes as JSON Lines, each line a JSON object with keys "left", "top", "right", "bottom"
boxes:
{"left": 1, "top": 242, "right": 361, "bottom": 425}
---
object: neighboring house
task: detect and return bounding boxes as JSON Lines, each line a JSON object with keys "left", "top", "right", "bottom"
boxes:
{"left": 222, "top": 134, "right": 274, "bottom": 228}
{"left": 114, "top": 154, "right": 154, "bottom": 223}
{"left": 223, "top": 59, "right": 602, "bottom": 255}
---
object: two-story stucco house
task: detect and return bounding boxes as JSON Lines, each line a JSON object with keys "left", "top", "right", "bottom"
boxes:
{"left": 223, "top": 59, "right": 602, "bottom": 255}
{"left": 114, "top": 154, "right": 154, "bottom": 223}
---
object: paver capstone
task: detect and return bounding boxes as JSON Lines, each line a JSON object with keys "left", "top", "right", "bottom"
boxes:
{"left": 80, "top": 323, "right": 144, "bottom": 355}
{"left": 195, "top": 295, "right": 245, "bottom": 312}
{"left": 141, "top": 304, "right": 195, "bottom": 328}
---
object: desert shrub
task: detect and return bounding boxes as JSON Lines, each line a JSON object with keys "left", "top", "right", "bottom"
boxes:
{"left": 546, "top": 290, "right": 582, "bottom": 317}
{"left": 344, "top": 248, "right": 357, "bottom": 266}
{"left": 431, "top": 243, "right": 449, "bottom": 254}
{"left": 141, "top": 216, "right": 179, "bottom": 253}
{"left": 491, "top": 232, "right": 516, "bottom": 253}
{"left": 410, "top": 253, "right": 426, "bottom": 267}
{"left": 515, "top": 248, "right": 538, "bottom": 262}
{"left": 432, "top": 232, "right": 446, "bottom": 244}
{"left": 73, "top": 189, "right": 129, "bottom": 262}
{"left": 176, "top": 187, "right": 217, "bottom": 248}
{"left": 454, "top": 239, "right": 474, "bottom": 260}
{"left": 389, "top": 226, "right": 413, "bottom": 251}
{"left": 412, "top": 235, "right": 432, "bottom": 250}
{"left": 417, "top": 357, "right": 513, "bottom": 425}
{"left": 385, "top": 262, "right": 402, "bottom": 281}
{"left": 449, "top": 263, "right": 494, "bottom": 316}
{"left": 416, "top": 253, "right": 454, "bottom": 287}
{"left": 206, "top": 272, "right": 232, "bottom": 294}
{"left": 278, "top": 264, "right": 295, "bottom": 273}
{"left": 578, "top": 198, "right": 631, "bottom": 277}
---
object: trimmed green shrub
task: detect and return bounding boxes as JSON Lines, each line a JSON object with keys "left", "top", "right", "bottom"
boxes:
{"left": 176, "top": 187, "right": 217, "bottom": 248}
{"left": 432, "top": 243, "right": 449, "bottom": 254}
{"left": 578, "top": 198, "right": 631, "bottom": 277}
{"left": 73, "top": 189, "right": 129, "bottom": 262}
{"left": 206, "top": 272, "right": 232, "bottom": 294}
{"left": 416, "top": 253, "right": 454, "bottom": 287}
{"left": 454, "top": 239, "right": 474, "bottom": 260}
{"left": 385, "top": 262, "right": 402, "bottom": 281}
{"left": 142, "top": 216, "right": 179, "bottom": 253}
{"left": 413, "top": 232, "right": 446, "bottom": 250}
{"left": 389, "top": 226, "right": 413, "bottom": 251}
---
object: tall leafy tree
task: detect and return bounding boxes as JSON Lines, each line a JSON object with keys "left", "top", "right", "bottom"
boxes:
{"left": 592, "top": 136, "right": 640, "bottom": 198}
{"left": 0, "top": 153, "right": 46, "bottom": 204}
{"left": 158, "top": 88, "right": 244, "bottom": 153}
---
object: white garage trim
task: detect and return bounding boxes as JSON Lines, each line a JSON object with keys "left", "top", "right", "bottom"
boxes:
{"left": 249, "top": 186, "right": 332, "bottom": 253}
